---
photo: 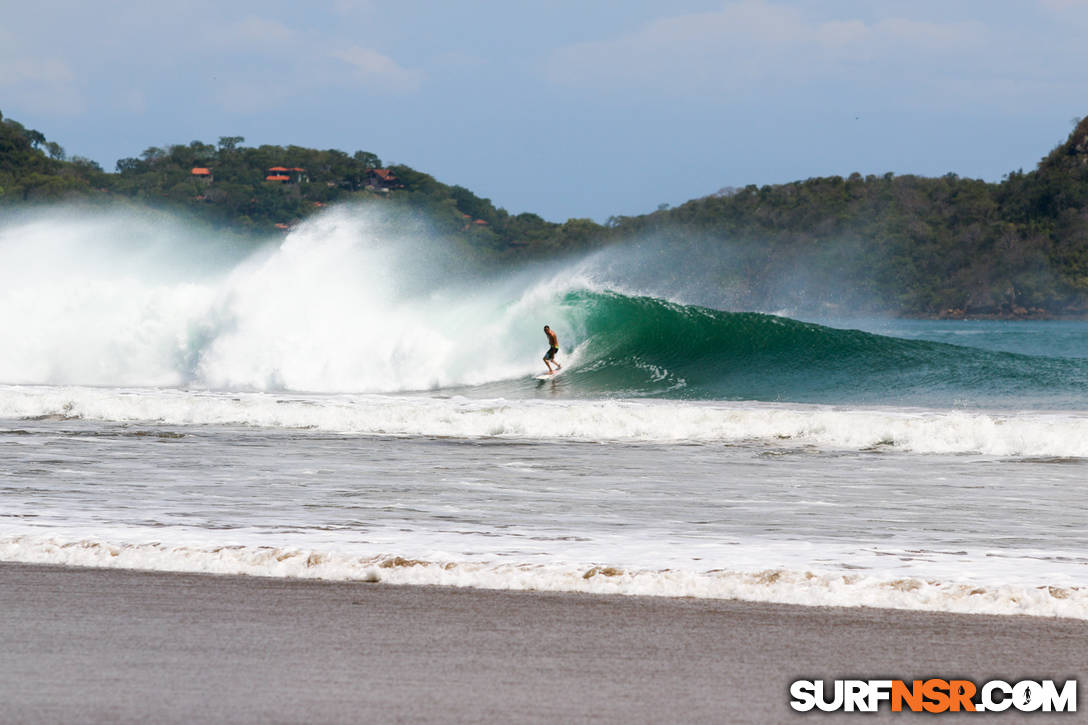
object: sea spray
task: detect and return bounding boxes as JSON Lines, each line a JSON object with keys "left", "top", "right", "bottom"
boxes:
{"left": 3, "top": 204, "right": 1086, "bottom": 628}
{"left": 0, "top": 204, "right": 1086, "bottom": 407}
{"left": 0, "top": 206, "right": 574, "bottom": 391}
{"left": 0, "top": 208, "right": 229, "bottom": 386}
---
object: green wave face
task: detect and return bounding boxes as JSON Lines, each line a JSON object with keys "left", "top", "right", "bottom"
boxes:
{"left": 555, "top": 290, "right": 1088, "bottom": 408}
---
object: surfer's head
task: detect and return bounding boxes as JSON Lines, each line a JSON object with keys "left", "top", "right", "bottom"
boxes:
{"left": 544, "top": 325, "right": 550, "bottom": 332}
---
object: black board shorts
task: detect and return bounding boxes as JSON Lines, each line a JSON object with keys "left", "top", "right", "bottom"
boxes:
{"left": 544, "top": 346, "right": 558, "bottom": 360}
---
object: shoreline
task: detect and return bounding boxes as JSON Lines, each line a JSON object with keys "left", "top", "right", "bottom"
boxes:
{"left": 919, "top": 311, "right": 1088, "bottom": 321}
{"left": 823, "top": 310, "right": 1088, "bottom": 321}
{"left": 4, "top": 539, "right": 1085, "bottom": 620}
{"left": 1, "top": 562, "right": 1083, "bottom": 723}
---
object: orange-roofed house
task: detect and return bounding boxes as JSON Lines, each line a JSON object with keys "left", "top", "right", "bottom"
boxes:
{"left": 365, "top": 168, "right": 399, "bottom": 192}
{"left": 266, "top": 167, "right": 308, "bottom": 184}
{"left": 191, "top": 167, "right": 213, "bottom": 183}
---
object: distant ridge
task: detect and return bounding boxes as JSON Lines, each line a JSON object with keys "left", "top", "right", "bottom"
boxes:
{"left": 1, "top": 109, "right": 1087, "bottom": 316}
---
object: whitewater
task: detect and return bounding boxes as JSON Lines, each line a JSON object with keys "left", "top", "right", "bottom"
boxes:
{"left": 1, "top": 205, "right": 1086, "bottom": 619}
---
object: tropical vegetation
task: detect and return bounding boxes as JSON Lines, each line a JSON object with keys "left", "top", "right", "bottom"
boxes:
{"left": 2, "top": 108, "right": 1088, "bottom": 316}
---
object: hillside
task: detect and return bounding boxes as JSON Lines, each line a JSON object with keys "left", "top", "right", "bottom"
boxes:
{"left": 2, "top": 109, "right": 1088, "bottom": 316}
{"left": 606, "top": 118, "right": 1088, "bottom": 317}
{"left": 0, "top": 110, "right": 600, "bottom": 259}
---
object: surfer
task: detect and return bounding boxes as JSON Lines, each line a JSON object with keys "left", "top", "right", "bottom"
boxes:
{"left": 543, "top": 325, "right": 561, "bottom": 374}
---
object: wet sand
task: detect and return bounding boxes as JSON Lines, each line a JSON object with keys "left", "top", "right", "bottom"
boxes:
{"left": 0, "top": 563, "right": 1083, "bottom": 724}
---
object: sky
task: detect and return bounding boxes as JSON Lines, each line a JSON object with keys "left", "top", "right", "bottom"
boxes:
{"left": 2, "top": 0, "right": 1088, "bottom": 222}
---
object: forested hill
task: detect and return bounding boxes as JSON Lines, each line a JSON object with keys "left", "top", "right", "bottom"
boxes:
{"left": 2, "top": 107, "right": 1088, "bottom": 317}
{"left": 604, "top": 118, "right": 1088, "bottom": 317}
{"left": 0, "top": 109, "right": 599, "bottom": 256}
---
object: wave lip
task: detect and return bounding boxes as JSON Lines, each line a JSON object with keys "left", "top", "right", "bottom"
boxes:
{"left": 3, "top": 385, "right": 1088, "bottom": 457}
{"left": 1, "top": 534, "right": 1083, "bottom": 620}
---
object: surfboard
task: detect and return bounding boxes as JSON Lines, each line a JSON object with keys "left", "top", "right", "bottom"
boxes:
{"left": 535, "top": 369, "right": 564, "bottom": 380}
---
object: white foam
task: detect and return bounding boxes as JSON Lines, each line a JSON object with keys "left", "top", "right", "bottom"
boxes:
{"left": 0, "top": 534, "right": 1082, "bottom": 619}
{"left": 2, "top": 384, "right": 1088, "bottom": 457}
{"left": 0, "top": 207, "right": 577, "bottom": 392}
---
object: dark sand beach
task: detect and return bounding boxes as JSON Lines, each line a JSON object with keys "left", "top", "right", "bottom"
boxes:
{"left": 0, "top": 563, "right": 1083, "bottom": 724}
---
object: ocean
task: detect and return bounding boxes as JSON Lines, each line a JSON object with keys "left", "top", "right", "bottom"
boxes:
{"left": 1, "top": 206, "right": 1086, "bottom": 619}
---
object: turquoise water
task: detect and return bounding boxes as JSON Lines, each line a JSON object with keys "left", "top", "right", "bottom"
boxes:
{"left": 834, "top": 318, "right": 1088, "bottom": 359}
{"left": 1, "top": 208, "right": 1085, "bottom": 619}
{"left": 462, "top": 292, "right": 1088, "bottom": 410}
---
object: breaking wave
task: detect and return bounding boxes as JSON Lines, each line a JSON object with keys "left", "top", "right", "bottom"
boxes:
{"left": 3, "top": 385, "right": 1088, "bottom": 456}
{"left": 0, "top": 204, "right": 1085, "bottom": 409}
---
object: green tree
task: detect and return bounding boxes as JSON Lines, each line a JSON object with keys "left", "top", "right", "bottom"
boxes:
{"left": 218, "top": 136, "right": 245, "bottom": 152}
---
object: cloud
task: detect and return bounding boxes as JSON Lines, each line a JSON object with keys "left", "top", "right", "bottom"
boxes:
{"left": 0, "top": 57, "right": 74, "bottom": 86}
{"left": 331, "top": 46, "right": 424, "bottom": 92}
{"left": 233, "top": 16, "right": 296, "bottom": 44}
{"left": 1039, "top": 0, "right": 1088, "bottom": 21}
{"left": 330, "top": 0, "right": 377, "bottom": 15}
{"left": 203, "top": 15, "right": 297, "bottom": 50}
{"left": 212, "top": 78, "right": 297, "bottom": 114}
{"left": 433, "top": 51, "right": 486, "bottom": 72}
{"left": 543, "top": 0, "right": 988, "bottom": 100}
{"left": 117, "top": 88, "right": 147, "bottom": 115}
{"left": 0, "top": 53, "right": 84, "bottom": 115}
